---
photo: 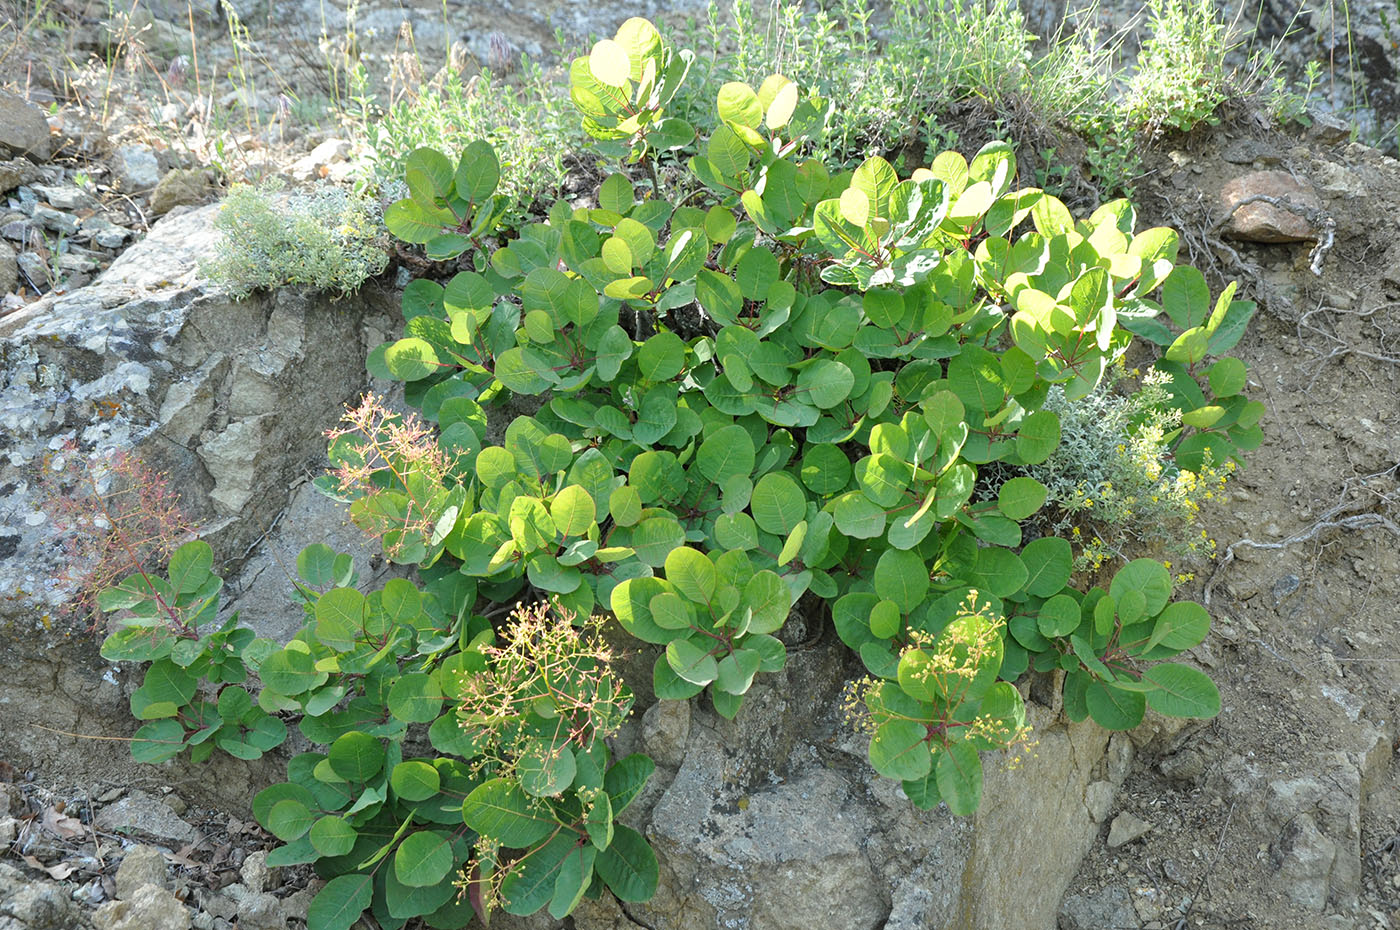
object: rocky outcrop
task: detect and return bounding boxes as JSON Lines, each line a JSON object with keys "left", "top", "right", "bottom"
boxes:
{"left": 0, "top": 202, "right": 395, "bottom": 796}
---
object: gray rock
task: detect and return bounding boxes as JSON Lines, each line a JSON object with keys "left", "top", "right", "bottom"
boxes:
{"left": 33, "top": 183, "right": 96, "bottom": 211}
{"left": 94, "top": 882, "right": 191, "bottom": 930}
{"left": 115, "top": 845, "right": 168, "bottom": 899}
{"left": 0, "top": 240, "right": 15, "bottom": 294}
{"left": 1271, "top": 573, "right": 1301, "bottom": 604}
{"left": 239, "top": 850, "right": 271, "bottom": 894}
{"left": 15, "top": 250, "right": 48, "bottom": 288}
{"left": 149, "top": 169, "right": 210, "bottom": 216}
{"left": 0, "top": 93, "right": 52, "bottom": 161}
{"left": 0, "top": 861, "right": 84, "bottom": 929}
{"left": 0, "top": 818, "right": 16, "bottom": 846}
{"left": 1083, "top": 780, "right": 1115, "bottom": 823}
{"left": 95, "top": 791, "right": 198, "bottom": 847}
{"left": 1059, "top": 884, "right": 1137, "bottom": 930}
{"left": 1106, "top": 811, "right": 1153, "bottom": 848}
{"left": 641, "top": 697, "right": 690, "bottom": 768}
{"left": 0, "top": 157, "right": 38, "bottom": 194}
{"left": 221, "top": 884, "right": 283, "bottom": 930}
{"left": 111, "top": 144, "right": 161, "bottom": 192}
{"left": 31, "top": 204, "right": 76, "bottom": 235}
{"left": 1273, "top": 813, "right": 1336, "bottom": 912}
{"left": 1158, "top": 746, "right": 1207, "bottom": 783}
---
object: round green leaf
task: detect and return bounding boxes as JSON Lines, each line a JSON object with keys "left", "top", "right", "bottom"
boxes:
{"left": 395, "top": 830, "right": 455, "bottom": 887}
{"left": 1084, "top": 680, "right": 1146, "bottom": 730}
{"left": 1015, "top": 410, "right": 1060, "bottom": 464}
{"left": 874, "top": 548, "right": 930, "bottom": 612}
{"left": 870, "top": 599, "right": 901, "bottom": 639}
{"left": 267, "top": 798, "right": 315, "bottom": 841}
{"left": 388, "top": 672, "right": 444, "bottom": 724}
{"left": 551, "top": 485, "right": 597, "bottom": 538}
{"left": 996, "top": 477, "right": 1048, "bottom": 520}
{"left": 1109, "top": 559, "right": 1173, "bottom": 616}
{"left": 1020, "top": 536, "right": 1073, "bottom": 598}
{"left": 869, "top": 719, "right": 932, "bottom": 781}
{"left": 309, "top": 815, "right": 357, "bottom": 856}
{"left": 800, "top": 443, "right": 852, "bottom": 495}
{"left": 797, "top": 359, "right": 854, "bottom": 409}
{"left": 1037, "top": 594, "right": 1081, "bottom": 638}
{"left": 666, "top": 638, "right": 719, "bottom": 686}
{"left": 697, "top": 425, "right": 756, "bottom": 484}
{"left": 751, "top": 471, "right": 806, "bottom": 535}
{"left": 463, "top": 778, "right": 555, "bottom": 848}
{"left": 638, "top": 331, "right": 686, "bottom": 381}
{"left": 519, "top": 739, "right": 578, "bottom": 797}
{"left": 391, "top": 761, "right": 442, "bottom": 802}
{"left": 385, "top": 337, "right": 439, "bottom": 381}
{"left": 595, "top": 824, "right": 658, "bottom": 902}
{"left": 328, "top": 730, "right": 383, "bottom": 783}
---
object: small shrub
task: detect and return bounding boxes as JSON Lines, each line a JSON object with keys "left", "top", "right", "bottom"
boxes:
{"left": 40, "top": 443, "right": 197, "bottom": 629}
{"left": 1126, "top": 0, "right": 1238, "bottom": 133}
{"left": 204, "top": 181, "right": 389, "bottom": 298}
{"left": 989, "top": 366, "right": 1232, "bottom": 572}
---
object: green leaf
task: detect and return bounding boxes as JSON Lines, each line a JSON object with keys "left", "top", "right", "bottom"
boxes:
{"left": 751, "top": 471, "right": 806, "bottom": 535}
{"left": 168, "top": 540, "right": 213, "bottom": 594}
{"left": 996, "top": 477, "right": 1047, "bottom": 520}
{"left": 463, "top": 778, "right": 556, "bottom": 848}
{"left": 549, "top": 841, "right": 598, "bottom": 919}
{"left": 551, "top": 485, "right": 597, "bottom": 538}
{"left": 595, "top": 825, "right": 658, "bottom": 902}
{"left": 1143, "top": 664, "right": 1220, "bottom": 718}
{"left": 1110, "top": 559, "right": 1173, "bottom": 617}
{"left": 870, "top": 599, "right": 901, "bottom": 639}
{"left": 717, "top": 81, "right": 763, "bottom": 128}
{"left": 457, "top": 140, "right": 500, "bottom": 201}
{"left": 1037, "top": 593, "right": 1081, "bottom": 638}
{"left": 665, "top": 547, "right": 717, "bottom": 605}
{"left": 935, "top": 741, "right": 983, "bottom": 815}
{"left": 666, "top": 638, "right": 718, "bottom": 686}
{"left": 309, "top": 815, "right": 358, "bottom": 856}
{"left": 297, "top": 543, "right": 340, "bottom": 588}
{"left": 605, "top": 754, "right": 655, "bottom": 814}
{"left": 874, "top": 548, "right": 930, "bottom": 612}
{"left": 744, "top": 570, "right": 790, "bottom": 634}
{"left": 385, "top": 338, "right": 439, "bottom": 381}
{"left": 328, "top": 731, "right": 383, "bottom": 783}
{"left": 388, "top": 672, "right": 444, "bottom": 724}
{"left": 1015, "top": 410, "right": 1060, "bottom": 464}
{"left": 130, "top": 719, "right": 184, "bottom": 763}
{"left": 697, "top": 425, "right": 756, "bottom": 483}
{"left": 869, "top": 720, "right": 932, "bottom": 781}
{"left": 519, "top": 739, "right": 577, "bottom": 797}
{"left": 600, "top": 173, "right": 634, "bottom": 214}
{"left": 800, "top": 443, "right": 853, "bottom": 495}
{"left": 1084, "top": 681, "right": 1146, "bottom": 730}
{"left": 589, "top": 39, "right": 631, "bottom": 88}
{"left": 395, "top": 830, "right": 455, "bottom": 887}
{"left": 307, "top": 873, "right": 373, "bottom": 930}
{"left": 267, "top": 798, "right": 315, "bottom": 841}
{"left": 715, "top": 647, "right": 761, "bottom": 695}
{"left": 315, "top": 587, "right": 364, "bottom": 652}
{"left": 391, "top": 761, "right": 441, "bottom": 802}
{"left": 1146, "top": 601, "right": 1211, "bottom": 653}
